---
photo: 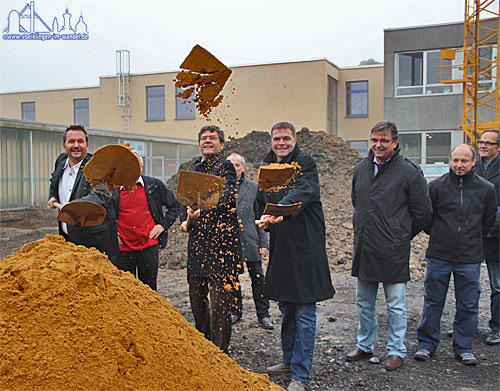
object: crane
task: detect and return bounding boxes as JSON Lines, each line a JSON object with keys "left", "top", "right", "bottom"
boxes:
{"left": 440, "top": 0, "right": 499, "bottom": 146}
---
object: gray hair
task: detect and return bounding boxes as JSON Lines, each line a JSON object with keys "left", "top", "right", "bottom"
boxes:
{"left": 371, "top": 121, "right": 399, "bottom": 141}
{"left": 131, "top": 150, "right": 144, "bottom": 165}
{"left": 228, "top": 152, "right": 245, "bottom": 166}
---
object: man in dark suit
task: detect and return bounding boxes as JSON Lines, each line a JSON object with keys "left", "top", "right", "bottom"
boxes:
{"left": 48, "top": 125, "right": 118, "bottom": 260}
{"left": 227, "top": 153, "right": 273, "bottom": 330}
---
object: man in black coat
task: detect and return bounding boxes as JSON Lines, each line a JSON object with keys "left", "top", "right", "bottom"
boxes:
{"left": 474, "top": 129, "right": 500, "bottom": 345}
{"left": 256, "top": 122, "right": 334, "bottom": 391}
{"left": 48, "top": 125, "right": 118, "bottom": 260}
{"left": 415, "top": 144, "right": 497, "bottom": 366}
{"left": 113, "top": 152, "right": 182, "bottom": 291}
{"left": 347, "top": 121, "right": 431, "bottom": 371}
{"left": 180, "top": 125, "right": 241, "bottom": 355}
{"left": 227, "top": 153, "right": 273, "bottom": 330}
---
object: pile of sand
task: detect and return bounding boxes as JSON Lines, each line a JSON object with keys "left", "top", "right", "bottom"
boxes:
{"left": 0, "top": 235, "right": 282, "bottom": 391}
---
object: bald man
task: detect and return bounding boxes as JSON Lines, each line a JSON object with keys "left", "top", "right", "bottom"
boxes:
{"left": 415, "top": 144, "right": 497, "bottom": 366}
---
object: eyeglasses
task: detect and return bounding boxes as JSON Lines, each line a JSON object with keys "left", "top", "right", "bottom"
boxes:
{"left": 200, "top": 135, "right": 219, "bottom": 142}
{"left": 370, "top": 138, "right": 394, "bottom": 145}
{"left": 478, "top": 140, "right": 499, "bottom": 146}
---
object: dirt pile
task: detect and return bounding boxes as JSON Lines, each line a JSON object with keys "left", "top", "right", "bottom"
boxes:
{"left": 163, "top": 128, "right": 429, "bottom": 277}
{"left": 0, "top": 235, "right": 282, "bottom": 391}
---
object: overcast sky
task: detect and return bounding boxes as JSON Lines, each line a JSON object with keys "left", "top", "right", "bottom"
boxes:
{"left": 0, "top": 0, "right": 467, "bottom": 94}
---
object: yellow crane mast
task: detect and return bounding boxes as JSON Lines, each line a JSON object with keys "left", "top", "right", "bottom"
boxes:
{"left": 440, "top": 0, "right": 499, "bottom": 146}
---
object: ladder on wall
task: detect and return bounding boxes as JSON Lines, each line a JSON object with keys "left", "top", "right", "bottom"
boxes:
{"left": 116, "top": 50, "right": 131, "bottom": 132}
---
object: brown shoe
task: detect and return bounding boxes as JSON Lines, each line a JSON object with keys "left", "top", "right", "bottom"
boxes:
{"left": 345, "top": 347, "right": 373, "bottom": 361}
{"left": 385, "top": 355, "right": 403, "bottom": 371}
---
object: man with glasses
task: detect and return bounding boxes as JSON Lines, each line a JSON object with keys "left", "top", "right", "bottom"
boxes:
{"left": 347, "top": 121, "right": 431, "bottom": 371}
{"left": 474, "top": 129, "right": 500, "bottom": 345}
{"left": 180, "top": 125, "right": 241, "bottom": 355}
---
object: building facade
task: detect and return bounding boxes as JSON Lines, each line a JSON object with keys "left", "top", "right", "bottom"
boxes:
{"left": 0, "top": 59, "right": 384, "bottom": 152}
{"left": 384, "top": 20, "right": 498, "bottom": 179}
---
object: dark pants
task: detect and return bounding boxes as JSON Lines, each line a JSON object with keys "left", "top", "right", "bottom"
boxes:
{"left": 115, "top": 245, "right": 159, "bottom": 291}
{"left": 417, "top": 257, "right": 481, "bottom": 355}
{"left": 188, "top": 275, "right": 233, "bottom": 354}
{"left": 233, "top": 261, "right": 270, "bottom": 319}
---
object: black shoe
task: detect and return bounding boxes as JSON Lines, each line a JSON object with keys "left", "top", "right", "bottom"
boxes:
{"left": 259, "top": 316, "right": 274, "bottom": 330}
{"left": 231, "top": 314, "right": 241, "bottom": 324}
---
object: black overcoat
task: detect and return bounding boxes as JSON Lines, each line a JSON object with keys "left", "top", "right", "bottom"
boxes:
{"left": 474, "top": 154, "right": 500, "bottom": 262}
{"left": 257, "top": 144, "right": 335, "bottom": 304}
{"left": 187, "top": 152, "right": 242, "bottom": 278}
{"left": 351, "top": 148, "right": 431, "bottom": 283}
{"left": 49, "top": 152, "right": 119, "bottom": 258}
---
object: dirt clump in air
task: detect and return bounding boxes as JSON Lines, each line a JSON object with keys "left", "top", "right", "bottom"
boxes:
{"left": 0, "top": 235, "right": 283, "bottom": 391}
{"left": 175, "top": 45, "right": 232, "bottom": 119}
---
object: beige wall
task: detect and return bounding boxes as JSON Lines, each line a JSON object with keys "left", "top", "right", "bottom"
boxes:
{"left": 0, "top": 60, "right": 382, "bottom": 143}
{"left": 0, "top": 87, "right": 99, "bottom": 125}
{"left": 338, "top": 65, "right": 384, "bottom": 142}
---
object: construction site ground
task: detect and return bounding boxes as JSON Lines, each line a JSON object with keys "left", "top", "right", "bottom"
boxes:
{"left": 1, "top": 129, "right": 499, "bottom": 390}
{"left": 1, "top": 210, "right": 498, "bottom": 391}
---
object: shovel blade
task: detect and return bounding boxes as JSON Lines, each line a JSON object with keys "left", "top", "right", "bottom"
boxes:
{"left": 57, "top": 201, "right": 106, "bottom": 227}
{"left": 176, "top": 171, "right": 225, "bottom": 210}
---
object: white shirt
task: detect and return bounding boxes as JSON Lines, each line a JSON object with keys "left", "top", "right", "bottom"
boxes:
{"left": 58, "top": 158, "right": 83, "bottom": 234}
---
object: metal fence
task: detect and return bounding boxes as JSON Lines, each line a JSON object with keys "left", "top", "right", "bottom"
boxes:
{"left": 0, "top": 118, "right": 199, "bottom": 209}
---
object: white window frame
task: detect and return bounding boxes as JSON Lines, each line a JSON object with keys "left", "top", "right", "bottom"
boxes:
{"left": 395, "top": 49, "right": 463, "bottom": 97}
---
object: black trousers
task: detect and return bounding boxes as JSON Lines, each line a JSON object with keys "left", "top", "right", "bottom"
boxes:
{"left": 115, "top": 245, "right": 159, "bottom": 291}
{"left": 188, "top": 275, "right": 233, "bottom": 354}
{"left": 233, "top": 261, "right": 270, "bottom": 319}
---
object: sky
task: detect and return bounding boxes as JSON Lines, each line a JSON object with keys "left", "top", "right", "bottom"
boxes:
{"left": 0, "top": 0, "right": 467, "bottom": 94}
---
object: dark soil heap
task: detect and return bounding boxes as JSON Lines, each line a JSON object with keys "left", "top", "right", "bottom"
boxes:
{"left": 0, "top": 235, "right": 283, "bottom": 391}
{"left": 163, "top": 128, "right": 428, "bottom": 276}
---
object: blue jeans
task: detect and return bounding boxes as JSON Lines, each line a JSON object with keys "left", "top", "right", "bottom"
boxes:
{"left": 486, "top": 260, "right": 500, "bottom": 332}
{"left": 356, "top": 279, "right": 407, "bottom": 358}
{"left": 417, "top": 257, "right": 481, "bottom": 355}
{"left": 278, "top": 301, "right": 316, "bottom": 383}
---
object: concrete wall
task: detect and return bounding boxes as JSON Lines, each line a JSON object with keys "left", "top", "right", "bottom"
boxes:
{"left": 384, "top": 22, "right": 464, "bottom": 132}
{"left": 384, "top": 20, "right": 498, "bottom": 132}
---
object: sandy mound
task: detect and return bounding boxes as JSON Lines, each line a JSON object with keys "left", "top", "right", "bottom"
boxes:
{"left": 0, "top": 235, "right": 282, "bottom": 391}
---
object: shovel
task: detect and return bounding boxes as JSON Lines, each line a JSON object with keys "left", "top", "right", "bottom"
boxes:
{"left": 257, "top": 163, "right": 297, "bottom": 192}
{"left": 176, "top": 170, "right": 226, "bottom": 231}
{"left": 53, "top": 200, "right": 106, "bottom": 227}
{"left": 255, "top": 202, "right": 303, "bottom": 225}
{"left": 83, "top": 144, "right": 142, "bottom": 190}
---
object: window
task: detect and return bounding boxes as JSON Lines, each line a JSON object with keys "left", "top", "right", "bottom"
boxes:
{"left": 426, "top": 132, "right": 450, "bottom": 164}
{"left": 73, "top": 98, "right": 89, "bottom": 127}
{"left": 346, "top": 81, "right": 368, "bottom": 117}
{"left": 21, "top": 102, "right": 35, "bottom": 121}
{"left": 396, "top": 50, "right": 461, "bottom": 96}
{"left": 399, "top": 131, "right": 451, "bottom": 165}
{"left": 476, "top": 46, "right": 494, "bottom": 91}
{"left": 347, "top": 140, "right": 369, "bottom": 157}
{"left": 327, "top": 76, "right": 337, "bottom": 134}
{"left": 399, "top": 133, "right": 422, "bottom": 165}
{"left": 176, "top": 87, "right": 195, "bottom": 120}
{"left": 146, "top": 86, "right": 165, "bottom": 121}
